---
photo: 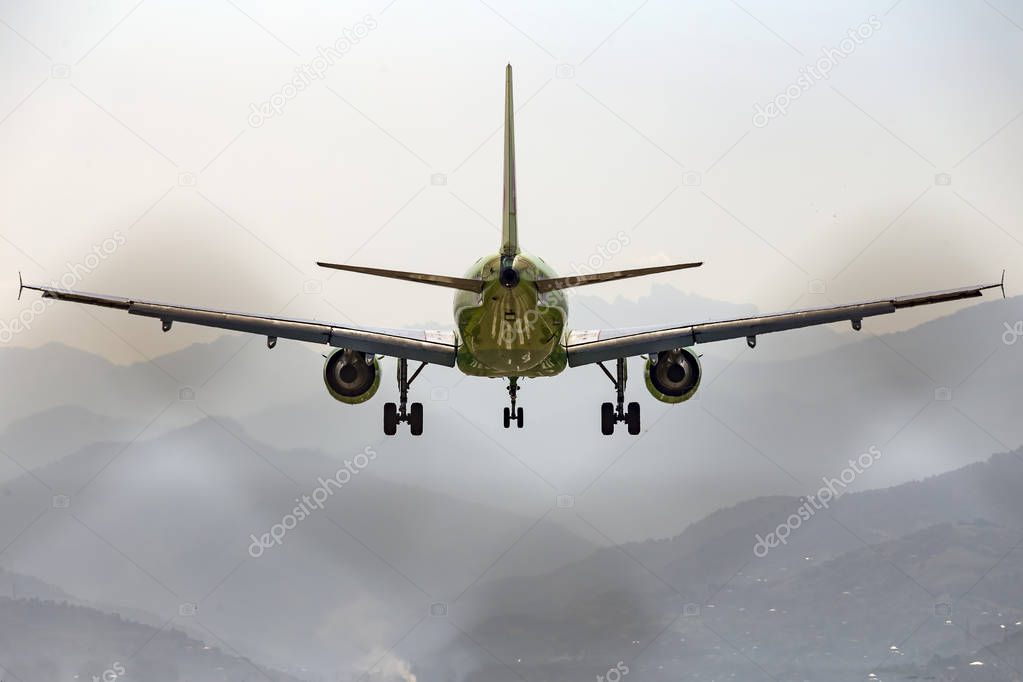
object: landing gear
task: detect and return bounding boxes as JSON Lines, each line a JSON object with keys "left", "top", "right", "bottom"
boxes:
{"left": 503, "top": 377, "right": 524, "bottom": 428}
{"left": 383, "top": 358, "right": 426, "bottom": 435}
{"left": 597, "top": 358, "right": 641, "bottom": 435}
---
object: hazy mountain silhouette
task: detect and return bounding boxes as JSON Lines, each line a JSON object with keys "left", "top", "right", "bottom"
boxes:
{"left": 0, "top": 596, "right": 305, "bottom": 682}
{"left": 0, "top": 416, "right": 595, "bottom": 676}
{"left": 1, "top": 288, "right": 1020, "bottom": 679}
{"left": 429, "top": 449, "right": 1023, "bottom": 681}
{"left": 3, "top": 289, "right": 1018, "bottom": 542}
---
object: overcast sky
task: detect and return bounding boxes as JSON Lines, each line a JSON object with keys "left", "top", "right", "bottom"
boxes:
{"left": 1, "top": 0, "right": 1021, "bottom": 362}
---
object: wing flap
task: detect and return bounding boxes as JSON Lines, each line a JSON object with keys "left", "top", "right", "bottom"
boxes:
{"left": 566, "top": 280, "right": 1001, "bottom": 367}
{"left": 25, "top": 283, "right": 457, "bottom": 366}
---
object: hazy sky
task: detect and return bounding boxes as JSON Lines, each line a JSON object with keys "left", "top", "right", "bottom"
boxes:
{"left": 1, "top": 0, "right": 1021, "bottom": 362}
{"left": 1, "top": 7, "right": 1022, "bottom": 677}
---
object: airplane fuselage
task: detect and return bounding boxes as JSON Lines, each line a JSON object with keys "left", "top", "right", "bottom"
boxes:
{"left": 453, "top": 252, "right": 568, "bottom": 378}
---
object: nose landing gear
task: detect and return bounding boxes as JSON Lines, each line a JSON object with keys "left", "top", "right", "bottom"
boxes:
{"left": 384, "top": 358, "right": 426, "bottom": 436}
{"left": 503, "top": 377, "right": 524, "bottom": 428}
{"left": 597, "top": 358, "right": 640, "bottom": 436}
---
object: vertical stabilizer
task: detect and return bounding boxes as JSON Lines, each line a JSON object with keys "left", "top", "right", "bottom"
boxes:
{"left": 501, "top": 64, "right": 519, "bottom": 256}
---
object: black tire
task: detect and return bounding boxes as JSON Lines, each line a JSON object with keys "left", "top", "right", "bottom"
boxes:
{"left": 626, "top": 401, "right": 641, "bottom": 435}
{"left": 409, "top": 402, "right": 424, "bottom": 436}
{"left": 503, "top": 407, "right": 511, "bottom": 428}
{"left": 515, "top": 407, "right": 524, "bottom": 428}
{"left": 600, "top": 402, "right": 615, "bottom": 436}
{"left": 384, "top": 402, "right": 398, "bottom": 435}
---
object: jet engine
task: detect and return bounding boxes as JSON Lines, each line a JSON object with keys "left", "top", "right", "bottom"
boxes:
{"left": 644, "top": 348, "right": 701, "bottom": 403}
{"left": 323, "top": 348, "right": 380, "bottom": 404}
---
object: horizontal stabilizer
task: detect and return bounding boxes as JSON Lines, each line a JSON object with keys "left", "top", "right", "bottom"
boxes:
{"left": 535, "top": 261, "right": 703, "bottom": 293}
{"left": 316, "top": 261, "right": 484, "bottom": 293}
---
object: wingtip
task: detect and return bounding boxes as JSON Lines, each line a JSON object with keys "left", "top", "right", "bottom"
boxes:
{"left": 1001, "top": 269, "right": 1006, "bottom": 299}
{"left": 17, "top": 271, "right": 22, "bottom": 301}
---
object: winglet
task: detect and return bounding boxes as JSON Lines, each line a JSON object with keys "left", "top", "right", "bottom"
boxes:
{"left": 1001, "top": 269, "right": 1006, "bottom": 299}
{"left": 17, "top": 271, "right": 23, "bottom": 301}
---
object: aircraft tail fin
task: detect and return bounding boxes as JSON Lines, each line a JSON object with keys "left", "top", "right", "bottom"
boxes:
{"left": 501, "top": 64, "right": 518, "bottom": 257}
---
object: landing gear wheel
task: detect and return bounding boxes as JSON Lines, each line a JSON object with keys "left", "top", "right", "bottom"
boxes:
{"left": 601, "top": 402, "right": 615, "bottom": 435}
{"left": 409, "top": 402, "right": 424, "bottom": 436}
{"left": 383, "top": 359, "right": 428, "bottom": 435}
{"left": 626, "top": 401, "right": 641, "bottom": 435}
{"left": 384, "top": 402, "right": 398, "bottom": 436}
{"left": 598, "top": 359, "right": 640, "bottom": 435}
{"left": 504, "top": 378, "right": 524, "bottom": 429}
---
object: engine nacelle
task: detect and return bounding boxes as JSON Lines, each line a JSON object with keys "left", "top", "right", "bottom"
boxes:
{"left": 323, "top": 348, "right": 380, "bottom": 404}
{"left": 645, "top": 348, "right": 701, "bottom": 403}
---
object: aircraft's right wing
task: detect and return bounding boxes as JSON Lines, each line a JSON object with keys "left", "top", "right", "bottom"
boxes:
{"left": 565, "top": 277, "right": 1005, "bottom": 367}
{"left": 20, "top": 280, "right": 457, "bottom": 366}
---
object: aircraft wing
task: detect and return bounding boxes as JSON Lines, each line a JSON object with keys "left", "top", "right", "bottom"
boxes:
{"left": 20, "top": 281, "right": 458, "bottom": 366}
{"left": 565, "top": 278, "right": 1005, "bottom": 367}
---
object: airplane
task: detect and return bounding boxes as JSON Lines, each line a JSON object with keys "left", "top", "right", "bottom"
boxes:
{"left": 20, "top": 65, "right": 1005, "bottom": 436}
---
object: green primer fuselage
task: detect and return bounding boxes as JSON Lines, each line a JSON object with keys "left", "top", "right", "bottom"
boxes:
{"left": 453, "top": 252, "right": 568, "bottom": 378}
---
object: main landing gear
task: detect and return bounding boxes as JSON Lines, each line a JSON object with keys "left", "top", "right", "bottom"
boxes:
{"left": 503, "top": 377, "right": 524, "bottom": 428}
{"left": 384, "top": 358, "right": 426, "bottom": 436}
{"left": 597, "top": 358, "right": 640, "bottom": 436}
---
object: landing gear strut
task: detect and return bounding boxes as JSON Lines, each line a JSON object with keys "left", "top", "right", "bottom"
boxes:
{"left": 384, "top": 359, "right": 426, "bottom": 436}
{"left": 598, "top": 358, "right": 640, "bottom": 436}
{"left": 503, "top": 377, "right": 524, "bottom": 428}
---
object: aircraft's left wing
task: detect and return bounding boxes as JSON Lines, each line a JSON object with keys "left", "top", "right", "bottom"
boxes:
{"left": 19, "top": 281, "right": 457, "bottom": 366}
{"left": 566, "top": 277, "right": 1005, "bottom": 367}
